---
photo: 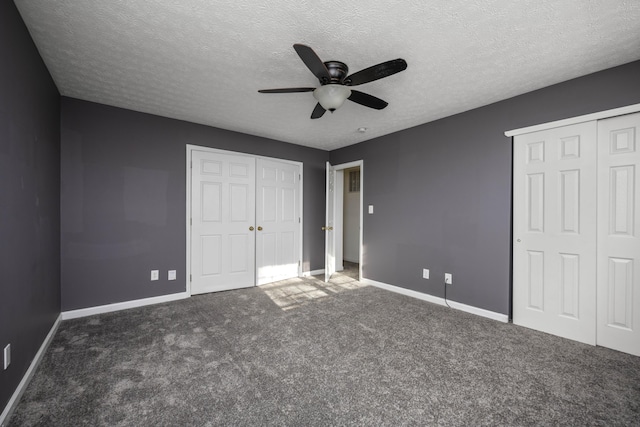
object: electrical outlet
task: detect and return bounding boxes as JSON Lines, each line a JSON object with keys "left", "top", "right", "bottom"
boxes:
{"left": 151, "top": 270, "right": 159, "bottom": 281}
{"left": 422, "top": 268, "right": 430, "bottom": 279}
{"left": 445, "top": 273, "right": 453, "bottom": 285}
{"left": 4, "top": 344, "right": 10, "bottom": 370}
{"left": 168, "top": 270, "right": 176, "bottom": 280}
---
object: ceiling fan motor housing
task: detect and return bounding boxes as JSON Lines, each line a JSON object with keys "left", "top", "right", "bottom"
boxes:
{"left": 323, "top": 61, "right": 349, "bottom": 84}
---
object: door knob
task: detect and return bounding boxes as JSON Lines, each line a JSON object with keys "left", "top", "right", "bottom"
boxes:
{"left": 328, "top": 226, "right": 333, "bottom": 230}
{"left": 322, "top": 226, "right": 327, "bottom": 231}
{"left": 249, "top": 226, "right": 254, "bottom": 231}
{"left": 258, "top": 226, "right": 263, "bottom": 231}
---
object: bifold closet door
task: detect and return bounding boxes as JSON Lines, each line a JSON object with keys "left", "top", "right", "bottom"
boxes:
{"left": 513, "top": 121, "right": 598, "bottom": 345}
{"left": 597, "top": 112, "right": 640, "bottom": 356}
{"left": 191, "top": 150, "right": 256, "bottom": 294}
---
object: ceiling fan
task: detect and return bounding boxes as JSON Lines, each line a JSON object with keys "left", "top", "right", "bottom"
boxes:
{"left": 258, "top": 44, "right": 408, "bottom": 119}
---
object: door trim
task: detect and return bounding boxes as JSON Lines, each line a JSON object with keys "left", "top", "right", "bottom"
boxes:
{"left": 185, "top": 144, "right": 303, "bottom": 296}
{"left": 329, "top": 160, "right": 364, "bottom": 280}
{"left": 505, "top": 103, "right": 640, "bottom": 137}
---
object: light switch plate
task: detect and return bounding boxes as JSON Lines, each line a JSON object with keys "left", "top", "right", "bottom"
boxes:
{"left": 151, "top": 270, "right": 159, "bottom": 281}
{"left": 168, "top": 270, "right": 176, "bottom": 280}
{"left": 422, "top": 268, "right": 430, "bottom": 279}
{"left": 368, "top": 205, "right": 374, "bottom": 214}
{"left": 4, "top": 344, "right": 10, "bottom": 370}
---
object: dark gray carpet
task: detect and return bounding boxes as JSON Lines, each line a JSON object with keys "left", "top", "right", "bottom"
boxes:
{"left": 9, "top": 265, "right": 640, "bottom": 426}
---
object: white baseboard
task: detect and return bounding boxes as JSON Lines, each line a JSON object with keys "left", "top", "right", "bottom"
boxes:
{"left": 444, "top": 299, "right": 509, "bottom": 323}
{"left": 360, "top": 278, "right": 508, "bottom": 323}
{"left": 360, "top": 278, "right": 446, "bottom": 305}
{"left": 1, "top": 314, "right": 62, "bottom": 427}
{"left": 302, "top": 269, "right": 324, "bottom": 277}
{"left": 61, "top": 292, "right": 190, "bottom": 320}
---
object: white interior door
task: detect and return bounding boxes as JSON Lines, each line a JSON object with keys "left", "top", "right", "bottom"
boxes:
{"left": 191, "top": 150, "right": 255, "bottom": 294}
{"left": 256, "top": 158, "right": 301, "bottom": 285}
{"left": 325, "top": 162, "right": 335, "bottom": 281}
{"left": 597, "top": 112, "right": 640, "bottom": 356}
{"left": 513, "top": 122, "right": 598, "bottom": 345}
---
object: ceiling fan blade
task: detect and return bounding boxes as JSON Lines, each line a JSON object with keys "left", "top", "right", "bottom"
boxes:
{"left": 348, "top": 90, "right": 388, "bottom": 110}
{"left": 258, "top": 87, "right": 315, "bottom": 93}
{"left": 310, "top": 103, "right": 326, "bottom": 119}
{"left": 345, "top": 59, "right": 407, "bottom": 86}
{"left": 293, "top": 44, "right": 331, "bottom": 83}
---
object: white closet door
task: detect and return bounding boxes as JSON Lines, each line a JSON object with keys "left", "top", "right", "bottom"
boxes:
{"left": 255, "top": 158, "right": 301, "bottom": 285}
{"left": 597, "top": 112, "right": 640, "bottom": 356}
{"left": 513, "top": 122, "right": 597, "bottom": 345}
{"left": 191, "top": 150, "right": 256, "bottom": 294}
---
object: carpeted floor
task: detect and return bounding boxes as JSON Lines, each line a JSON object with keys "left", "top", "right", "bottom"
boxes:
{"left": 8, "top": 264, "right": 640, "bottom": 426}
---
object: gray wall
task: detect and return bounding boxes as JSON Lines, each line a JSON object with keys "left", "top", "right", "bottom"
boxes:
{"left": 61, "top": 98, "right": 329, "bottom": 311}
{"left": 0, "top": 1, "right": 61, "bottom": 412}
{"left": 331, "top": 60, "right": 640, "bottom": 316}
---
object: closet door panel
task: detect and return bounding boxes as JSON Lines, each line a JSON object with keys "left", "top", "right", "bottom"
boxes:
{"left": 597, "top": 112, "right": 640, "bottom": 356}
{"left": 191, "top": 150, "right": 256, "bottom": 294}
{"left": 256, "top": 158, "right": 301, "bottom": 285}
{"left": 513, "top": 121, "right": 597, "bottom": 345}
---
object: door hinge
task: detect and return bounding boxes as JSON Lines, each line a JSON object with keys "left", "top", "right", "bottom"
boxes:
{"left": 298, "top": 217, "right": 301, "bottom": 223}
{"left": 190, "top": 161, "right": 193, "bottom": 169}
{"left": 190, "top": 274, "right": 192, "bottom": 282}
{"left": 299, "top": 173, "right": 301, "bottom": 180}
{"left": 298, "top": 260, "right": 301, "bottom": 266}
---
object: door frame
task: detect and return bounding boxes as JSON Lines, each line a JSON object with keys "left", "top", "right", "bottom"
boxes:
{"left": 185, "top": 144, "right": 304, "bottom": 296}
{"left": 327, "top": 160, "right": 364, "bottom": 280}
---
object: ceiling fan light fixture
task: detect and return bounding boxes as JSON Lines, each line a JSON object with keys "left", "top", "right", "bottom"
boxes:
{"left": 313, "top": 84, "right": 351, "bottom": 111}
{"left": 259, "top": 44, "right": 407, "bottom": 119}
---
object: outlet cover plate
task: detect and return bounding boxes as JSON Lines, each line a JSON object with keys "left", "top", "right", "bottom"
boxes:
{"left": 445, "top": 273, "right": 452, "bottom": 285}
{"left": 422, "top": 268, "right": 430, "bottom": 279}
{"left": 151, "top": 270, "right": 159, "bottom": 281}
{"left": 168, "top": 270, "right": 176, "bottom": 280}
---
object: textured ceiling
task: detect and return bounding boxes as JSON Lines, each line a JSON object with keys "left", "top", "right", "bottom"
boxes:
{"left": 14, "top": 0, "right": 640, "bottom": 150}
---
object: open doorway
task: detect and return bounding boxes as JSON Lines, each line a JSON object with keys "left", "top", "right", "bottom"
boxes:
{"left": 339, "top": 166, "right": 360, "bottom": 279}
{"left": 326, "top": 160, "right": 363, "bottom": 282}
